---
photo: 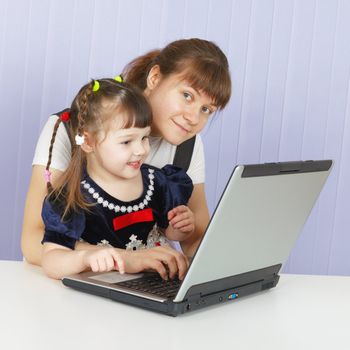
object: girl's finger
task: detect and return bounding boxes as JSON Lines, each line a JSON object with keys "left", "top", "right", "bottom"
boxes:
{"left": 170, "top": 212, "right": 190, "bottom": 225}
{"left": 97, "top": 258, "right": 106, "bottom": 272}
{"left": 147, "top": 259, "right": 168, "bottom": 280}
{"left": 179, "top": 224, "right": 195, "bottom": 232}
{"left": 112, "top": 251, "right": 125, "bottom": 274}
{"left": 105, "top": 255, "right": 114, "bottom": 271}
{"left": 146, "top": 249, "right": 177, "bottom": 279}
{"left": 167, "top": 208, "right": 176, "bottom": 220}
{"left": 143, "top": 247, "right": 189, "bottom": 280}
{"left": 162, "top": 255, "right": 178, "bottom": 280}
{"left": 169, "top": 205, "right": 187, "bottom": 217}
{"left": 172, "top": 251, "right": 188, "bottom": 280}
{"left": 176, "top": 205, "right": 187, "bottom": 212}
{"left": 160, "top": 247, "right": 188, "bottom": 280}
{"left": 173, "top": 218, "right": 193, "bottom": 229}
{"left": 90, "top": 260, "right": 99, "bottom": 272}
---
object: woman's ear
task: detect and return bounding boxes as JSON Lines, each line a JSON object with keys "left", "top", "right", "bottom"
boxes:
{"left": 146, "top": 65, "right": 161, "bottom": 92}
{"left": 80, "top": 132, "right": 94, "bottom": 153}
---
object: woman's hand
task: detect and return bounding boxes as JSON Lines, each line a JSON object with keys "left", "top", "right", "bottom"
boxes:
{"left": 165, "top": 205, "right": 195, "bottom": 242}
{"left": 121, "top": 246, "right": 189, "bottom": 280}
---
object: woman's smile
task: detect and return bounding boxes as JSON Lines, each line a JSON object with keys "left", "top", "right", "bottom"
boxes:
{"left": 172, "top": 119, "right": 190, "bottom": 134}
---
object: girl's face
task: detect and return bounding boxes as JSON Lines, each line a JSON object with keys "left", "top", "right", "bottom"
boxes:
{"left": 85, "top": 116, "right": 151, "bottom": 181}
{"left": 144, "top": 67, "right": 217, "bottom": 145}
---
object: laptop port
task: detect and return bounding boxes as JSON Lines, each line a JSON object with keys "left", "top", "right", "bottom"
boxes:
{"left": 228, "top": 293, "right": 238, "bottom": 300}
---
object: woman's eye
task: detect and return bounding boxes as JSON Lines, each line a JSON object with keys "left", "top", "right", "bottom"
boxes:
{"left": 183, "top": 92, "right": 192, "bottom": 101}
{"left": 201, "top": 106, "right": 212, "bottom": 114}
{"left": 121, "top": 140, "right": 130, "bottom": 145}
{"left": 142, "top": 136, "right": 149, "bottom": 141}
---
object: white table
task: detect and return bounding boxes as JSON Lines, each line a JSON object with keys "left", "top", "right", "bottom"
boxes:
{"left": 1, "top": 260, "right": 349, "bottom": 350}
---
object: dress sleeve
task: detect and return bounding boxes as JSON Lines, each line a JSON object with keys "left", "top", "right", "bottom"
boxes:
{"left": 154, "top": 165, "right": 194, "bottom": 228}
{"left": 41, "top": 198, "right": 85, "bottom": 250}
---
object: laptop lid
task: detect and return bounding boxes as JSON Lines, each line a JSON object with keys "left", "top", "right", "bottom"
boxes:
{"left": 173, "top": 160, "right": 332, "bottom": 302}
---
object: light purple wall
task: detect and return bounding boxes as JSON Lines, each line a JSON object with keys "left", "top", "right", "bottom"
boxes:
{"left": 1, "top": 0, "right": 349, "bottom": 275}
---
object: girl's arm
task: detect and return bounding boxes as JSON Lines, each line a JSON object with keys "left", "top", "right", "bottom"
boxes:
{"left": 42, "top": 243, "right": 90, "bottom": 279}
{"left": 179, "top": 183, "right": 210, "bottom": 257}
{"left": 42, "top": 243, "right": 188, "bottom": 281}
{"left": 41, "top": 243, "right": 125, "bottom": 279}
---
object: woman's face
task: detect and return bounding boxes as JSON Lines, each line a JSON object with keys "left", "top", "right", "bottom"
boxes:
{"left": 144, "top": 67, "right": 217, "bottom": 145}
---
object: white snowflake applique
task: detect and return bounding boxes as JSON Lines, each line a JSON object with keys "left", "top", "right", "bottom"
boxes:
{"left": 125, "top": 234, "right": 146, "bottom": 251}
{"left": 146, "top": 224, "right": 170, "bottom": 248}
{"left": 97, "top": 239, "right": 113, "bottom": 247}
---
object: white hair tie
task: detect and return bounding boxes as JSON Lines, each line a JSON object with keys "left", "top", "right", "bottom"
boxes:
{"left": 75, "top": 134, "right": 85, "bottom": 146}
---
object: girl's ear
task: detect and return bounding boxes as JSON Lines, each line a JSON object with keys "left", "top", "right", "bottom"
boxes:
{"left": 80, "top": 132, "right": 94, "bottom": 153}
{"left": 146, "top": 65, "right": 161, "bottom": 92}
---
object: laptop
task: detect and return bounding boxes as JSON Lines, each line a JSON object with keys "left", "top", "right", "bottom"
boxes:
{"left": 62, "top": 160, "right": 332, "bottom": 316}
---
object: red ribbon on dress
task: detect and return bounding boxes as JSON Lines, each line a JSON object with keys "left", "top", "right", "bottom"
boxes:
{"left": 113, "top": 208, "right": 154, "bottom": 231}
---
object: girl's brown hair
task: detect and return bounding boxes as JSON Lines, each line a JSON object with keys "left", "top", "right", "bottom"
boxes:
{"left": 122, "top": 38, "right": 231, "bottom": 109}
{"left": 46, "top": 79, "right": 152, "bottom": 219}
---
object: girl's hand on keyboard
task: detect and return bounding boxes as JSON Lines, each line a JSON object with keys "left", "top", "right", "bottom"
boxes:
{"left": 82, "top": 248, "right": 125, "bottom": 273}
{"left": 119, "top": 246, "right": 189, "bottom": 280}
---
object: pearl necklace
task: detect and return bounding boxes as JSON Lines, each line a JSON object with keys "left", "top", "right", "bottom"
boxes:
{"left": 81, "top": 168, "right": 155, "bottom": 214}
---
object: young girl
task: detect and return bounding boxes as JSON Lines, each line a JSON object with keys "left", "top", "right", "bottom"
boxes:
{"left": 21, "top": 38, "right": 232, "bottom": 265}
{"left": 41, "top": 78, "right": 193, "bottom": 280}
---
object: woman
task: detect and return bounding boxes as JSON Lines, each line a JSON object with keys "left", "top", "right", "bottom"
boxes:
{"left": 21, "top": 38, "right": 231, "bottom": 265}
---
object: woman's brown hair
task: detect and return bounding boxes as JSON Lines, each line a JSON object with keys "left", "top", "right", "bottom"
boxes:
{"left": 46, "top": 79, "right": 152, "bottom": 219}
{"left": 122, "top": 38, "right": 231, "bottom": 109}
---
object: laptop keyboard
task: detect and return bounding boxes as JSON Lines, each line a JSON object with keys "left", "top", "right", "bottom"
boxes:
{"left": 118, "top": 275, "right": 181, "bottom": 299}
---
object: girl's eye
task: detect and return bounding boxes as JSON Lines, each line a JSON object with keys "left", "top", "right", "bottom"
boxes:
{"left": 142, "top": 136, "right": 149, "bottom": 141}
{"left": 121, "top": 140, "right": 130, "bottom": 145}
{"left": 183, "top": 92, "right": 192, "bottom": 101}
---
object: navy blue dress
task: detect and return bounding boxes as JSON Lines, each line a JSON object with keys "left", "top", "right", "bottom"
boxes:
{"left": 41, "top": 164, "right": 193, "bottom": 250}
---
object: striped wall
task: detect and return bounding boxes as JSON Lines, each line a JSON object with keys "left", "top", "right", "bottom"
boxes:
{"left": 0, "top": 0, "right": 349, "bottom": 275}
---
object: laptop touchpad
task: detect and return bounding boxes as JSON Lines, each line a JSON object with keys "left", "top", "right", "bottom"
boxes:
{"left": 88, "top": 272, "right": 144, "bottom": 284}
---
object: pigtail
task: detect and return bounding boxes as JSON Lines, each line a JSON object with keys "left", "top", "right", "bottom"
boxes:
{"left": 59, "top": 146, "right": 87, "bottom": 219}
{"left": 59, "top": 82, "right": 94, "bottom": 219}
{"left": 47, "top": 82, "right": 95, "bottom": 220}
{"left": 45, "top": 117, "right": 62, "bottom": 193}
{"left": 122, "top": 49, "right": 161, "bottom": 90}
{"left": 77, "top": 81, "right": 94, "bottom": 133}
{"left": 56, "top": 82, "right": 95, "bottom": 219}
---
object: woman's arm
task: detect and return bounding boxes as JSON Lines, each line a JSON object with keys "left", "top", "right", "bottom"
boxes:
{"left": 21, "top": 165, "right": 63, "bottom": 265}
{"left": 22, "top": 114, "right": 75, "bottom": 264}
{"left": 180, "top": 183, "right": 210, "bottom": 257}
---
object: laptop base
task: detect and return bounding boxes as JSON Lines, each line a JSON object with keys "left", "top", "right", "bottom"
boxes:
{"left": 62, "top": 264, "right": 281, "bottom": 316}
